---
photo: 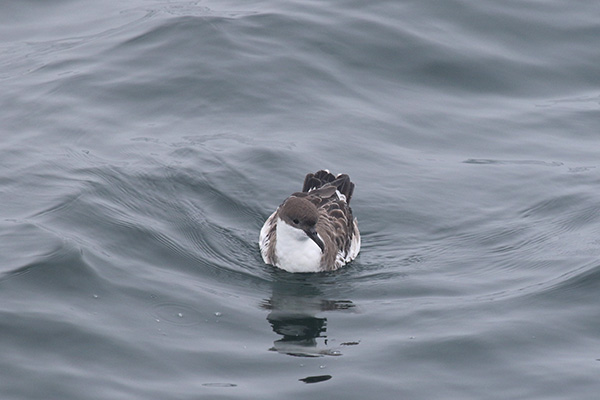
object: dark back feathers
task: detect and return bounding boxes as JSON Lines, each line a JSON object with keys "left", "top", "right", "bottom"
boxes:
{"left": 302, "top": 170, "right": 355, "bottom": 204}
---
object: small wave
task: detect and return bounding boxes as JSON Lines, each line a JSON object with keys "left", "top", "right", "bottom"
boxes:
{"left": 531, "top": 262, "right": 600, "bottom": 300}
{"left": 0, "top": 228, "right": 106, "bottom": 299}
{"left": 463, "top": 159, "right": 563, "bottom": 167}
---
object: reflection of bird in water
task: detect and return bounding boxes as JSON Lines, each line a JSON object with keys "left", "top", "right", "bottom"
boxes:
{"left": 262, "top": 268, "right": 360, "bottom": 359}
{"left": 267, "top": 312, "right": 329, "bottom": 357}
{"left": 261, "top": 298, "right": 357, "bottom": 357}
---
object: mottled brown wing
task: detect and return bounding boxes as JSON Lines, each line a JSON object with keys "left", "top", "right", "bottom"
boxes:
{"left": 306, "top": 191, "right": 356, "bottom": 271}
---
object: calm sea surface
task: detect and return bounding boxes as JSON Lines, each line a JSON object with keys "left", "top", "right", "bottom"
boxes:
{"left": 2, "top": 0, "right": 600, "bottom": 399}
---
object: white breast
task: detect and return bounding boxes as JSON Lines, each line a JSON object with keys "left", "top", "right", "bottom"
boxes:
{"left": 275, "top": 218, "right": 322, "bottom": 273}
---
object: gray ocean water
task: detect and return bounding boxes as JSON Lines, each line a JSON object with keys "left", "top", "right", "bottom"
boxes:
{"left": 2, "top": 0, "right": 600, "bottom": 398}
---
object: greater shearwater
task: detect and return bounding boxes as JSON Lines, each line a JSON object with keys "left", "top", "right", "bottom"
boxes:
{"left": 259, "top": 170, "right": 360, "bottom": 273}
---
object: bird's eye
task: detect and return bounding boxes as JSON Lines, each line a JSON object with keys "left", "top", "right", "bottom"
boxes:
{"left": 293, "top": 218, "right": 299, "bottom": 224}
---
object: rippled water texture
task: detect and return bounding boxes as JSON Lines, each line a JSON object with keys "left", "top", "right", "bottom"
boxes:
{"left": 2, "top": 0, "right": 600, "bottom": 399}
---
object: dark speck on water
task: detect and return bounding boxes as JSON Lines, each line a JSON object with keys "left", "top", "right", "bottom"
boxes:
{"left": 299, "top": 375, "right": 333, "bottom": 384}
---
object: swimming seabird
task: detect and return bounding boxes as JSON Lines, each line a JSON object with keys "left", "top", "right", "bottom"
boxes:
{"left": 259, "top": 170, "right": 360, "bottom": 273}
